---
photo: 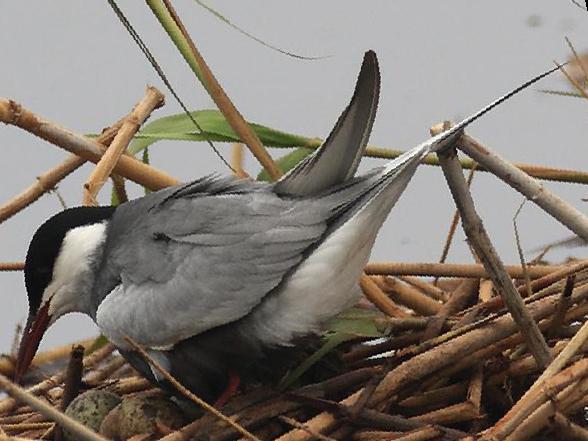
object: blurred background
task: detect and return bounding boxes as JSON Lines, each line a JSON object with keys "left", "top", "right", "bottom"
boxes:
{"left": 0, "top": 1, "right": 586, "bottom": 351}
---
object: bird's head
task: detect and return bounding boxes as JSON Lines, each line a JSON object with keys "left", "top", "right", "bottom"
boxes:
{"left": 15, "top": 206, "right": 115, "bottom": 382}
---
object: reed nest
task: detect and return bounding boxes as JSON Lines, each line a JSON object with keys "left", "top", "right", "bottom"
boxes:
{"left": 1, "top": 8, "right": 588, "bottom": 438}
{"left": 0, "top": 257, "right": 587, "bottom": 441}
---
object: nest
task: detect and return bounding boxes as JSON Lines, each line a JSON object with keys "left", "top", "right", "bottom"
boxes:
{"left": 1, "top": 15, "right": 587, "bottom": 439}
{"left": 0, "top": 257, "right": 587, "bottom": 441}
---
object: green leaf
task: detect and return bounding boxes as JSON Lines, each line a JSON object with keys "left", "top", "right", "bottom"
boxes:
{"left": 324, "top": 308, "right": 389, "bottom": 338}
{"left": 128, "top": 109, "right": 318, "bottom": 156}
{"left": 279, "top": 308, "right": 388, "bottom": 390}
{"left": 279, "top": 333, "right": 352, "bottom": 390}
{"left": 110, "top": 184, "right": 121, "bottom": 207}
{"left": 257, "top": 147, "right": 314, "bottom": 182}
{"left": 85, "top": 335, "right": 109, "bottom": 355}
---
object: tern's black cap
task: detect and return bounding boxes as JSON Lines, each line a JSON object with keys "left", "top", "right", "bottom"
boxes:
{"left": 24, "top": 206, "right": 116, "bottom": 316}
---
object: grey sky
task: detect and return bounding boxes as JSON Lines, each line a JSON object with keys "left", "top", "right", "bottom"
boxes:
{"left": 1, "top": 1, "right": 587, "bottom": 351}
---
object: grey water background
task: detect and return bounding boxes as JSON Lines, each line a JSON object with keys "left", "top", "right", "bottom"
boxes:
{"left": 0, "top": 1, "right": 587, "bottom": 352}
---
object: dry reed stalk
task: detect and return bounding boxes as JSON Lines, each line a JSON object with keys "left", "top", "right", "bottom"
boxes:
{"left": 154, "top": 0, "right": 282, "bottom": 180}
{"left": 84, "top": 356, "right": 127, "bottom": 385}
{"left": 231, "top": 143, "right": 249, "bottom": 179}
{"left": 398, "top": 382, "right": 468, "bottom": 409}
{"left": 438, "top": 144, "right": 551, "bottom": 369}
{"left": 108, "top": 377, "right": 154, "bottom": 395}
{"left": 431, "top": 124, "right": 588, "bottom": 241}
{"left": 0, "top": 117, "right": 124, "bottom": 223}
{"left": 0, "top": 98, "right": 179, "bottom": 191}
{"left": 124, "top": 336, "right": 261, "bottom": 441}
{"left": 83, "top": 86, "right": 164, "bottom": 205}
{"left": 0, "top": 373, "right": 107, "bottom": 441}
{"left": 397, "top": 276, "right": 447, "bottom": 302}
{"left": 379, "top": 277, "right": 442, "bottom": 316}
{"left": 0, "top": 262, "right": 25, "bottom": 272}
{"left": 360, "top": 275, "right": 410, "bottom": 318}
{"left": 365, "top": 261, "right": 565, "bottom": 279}
{"left": 422, "top": 279, "right": 479, "bottom": 340}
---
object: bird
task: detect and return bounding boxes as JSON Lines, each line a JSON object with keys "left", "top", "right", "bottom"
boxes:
{"left": 15, "top": 51, "right": 560, "bottom": 405}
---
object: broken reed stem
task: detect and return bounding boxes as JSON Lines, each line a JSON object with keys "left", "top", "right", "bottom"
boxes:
{"left": 430, "top": 124, "right": 588, "bottom": 241}
{"left": 83, "top": 86, "right": 164, "bottom": 205}
{"left": 59, "top": 346, "right": 84, "bottom": 409}
{"left": 0, "top": 98, "right": 179, "bottom": 191}
{"left": 149, "top": 0, "right": 282, "bottom": 180}
{"left": 0, "top": 116, "right": 125, "bottom": 224}
{"left": 0, "top": 374, "right": 107, "bottom": 441}
{"left": 123, "top": 336, "right": 261, "bottom": 441}
{"left": 437, "top": 145, "right": 551, "bottom": 369}
{"left": 365, "top": 261, "right": 565, "bottom": 279}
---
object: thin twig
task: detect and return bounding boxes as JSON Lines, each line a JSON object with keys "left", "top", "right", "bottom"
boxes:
{"left": 123, "top": 336, "right": 261, "bottom": 441}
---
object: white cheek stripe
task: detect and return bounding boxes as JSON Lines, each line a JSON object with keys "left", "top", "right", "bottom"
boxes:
{"left": 42, "top": 222, "right": 107, "bottom": 316}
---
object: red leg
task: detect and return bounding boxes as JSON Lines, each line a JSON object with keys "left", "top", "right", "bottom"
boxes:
{"left": 213, "top": 371, "right": 241, "bottom": 408}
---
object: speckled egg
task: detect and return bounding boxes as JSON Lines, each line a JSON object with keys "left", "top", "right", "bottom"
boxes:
{"left": 100, "top": 396, "right": 185, "bottom": 439}
{"left": 64, "top": 390, "right": 122, "bottom": 440}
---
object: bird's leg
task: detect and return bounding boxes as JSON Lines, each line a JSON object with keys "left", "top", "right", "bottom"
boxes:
{"left": 213, "top": 371, "right": 241, "bottom": 408}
